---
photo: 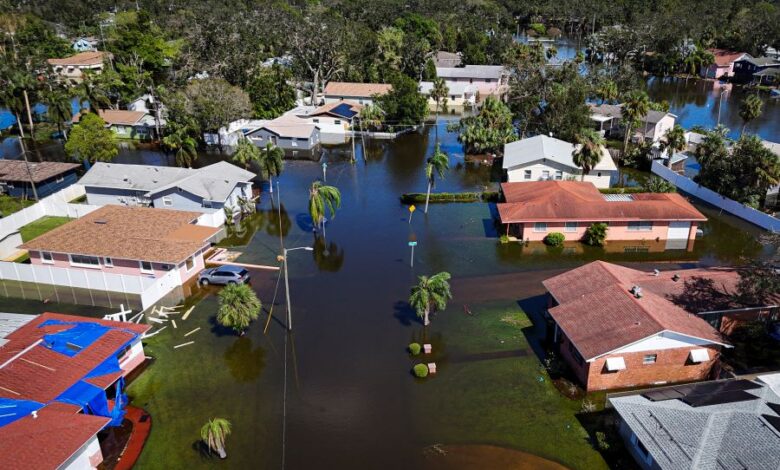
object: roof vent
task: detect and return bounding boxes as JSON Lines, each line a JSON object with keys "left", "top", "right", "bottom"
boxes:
{"left": 31, "top": 410, "right": 38, "bottom": 419}
{"left": 672, "top": 274, "right": 680, "bottom": 282}
{"left": 630, "top": 285, "right": 643, "bottom": 298}
{"left": 94, "top": 219, "right": 107, "bottom": 224}
{"left": 653, "top": 269, "right": 660, "bottom": 276}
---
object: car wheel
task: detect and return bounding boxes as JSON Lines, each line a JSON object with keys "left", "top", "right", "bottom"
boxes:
{"left": 200, "top": 279, "right": 209, "bottom": 286}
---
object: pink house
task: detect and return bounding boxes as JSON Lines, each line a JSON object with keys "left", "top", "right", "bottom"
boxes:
{"left": 21, "top": 205, "right": 219, "bottom": 285}
{"left": 701, "top": 49, "right": 751, "bottom": 79}
{"left": 497, "top": 181, "right": 706, "bottom": 250}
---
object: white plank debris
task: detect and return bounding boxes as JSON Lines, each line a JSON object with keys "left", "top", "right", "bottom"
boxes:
{"left": 142, "top": 326, "right": 167, "bottom": 339}
{"left": 149, "top": 317, "right": 168, "bottom": 324}
{"left": 174, "top": 341, "right": 194, "bottom": 349}
{"left": 172, "top": 320, "right": 177, "bottom": 329}
{"left": 184, "top": 327, "right": 200, "bottom": 337}
{"left": 181, "top": 306, "right": 195, "bottom": 320}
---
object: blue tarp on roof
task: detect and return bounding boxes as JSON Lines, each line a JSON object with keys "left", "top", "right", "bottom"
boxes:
{"left": 85, "top": 354, "right": 122, "bottom": 379}
{"left": 40, "top": 320, "right": 111, "bottom": 357}
{"left": 56, "top": 380, "right": 109, "bottom": 417}
{"left": 109, "top": 377, "right": 127, "bottom": 427}
{"left": 0, "top": 398, "right": 43, "bottom": 428}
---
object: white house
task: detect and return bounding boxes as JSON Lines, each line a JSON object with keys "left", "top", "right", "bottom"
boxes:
{"left": 203, "top": 119, "right": 270, "bottom": 147}
{"left": 435, "top": 65, "right": 508, "bottom": 102}
{"left": 419, "top": 81, "right": 478, "bottom": 108}
{"left": 294, "top": 101, "right": 361, "bottom": 144}
{"left": 503, "top": 135, "right": 618, "bottom": 188}
{"left": 589, "top": 103, "right": 677, "bottom": 144}
{"left": 47, "top": 51, "right": 110, "bottom": 83}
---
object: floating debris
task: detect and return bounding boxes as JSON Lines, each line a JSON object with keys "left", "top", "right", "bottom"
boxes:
{"left": 181, "top": 306, "right": 195, "bottom": 320}
{"left": 174, "top": 341, "right": 194, "bottom": 349}
{"left": 184, "top": 327, "right": 200, "bottom": 337}
{"left": 172, "top": 320, "right": 177, "bottom": 329}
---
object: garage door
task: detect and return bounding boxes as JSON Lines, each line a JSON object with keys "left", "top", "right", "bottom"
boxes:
{"left": 665, "top": 221, "right": 691, "bottom": 250}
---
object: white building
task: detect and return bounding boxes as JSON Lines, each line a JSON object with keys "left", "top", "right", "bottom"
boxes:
{"left": 589, "top": 103, "right": 677, "bottom": 144}
{"left": 503, "top": 135, "right": 618, "bottom": 188}
{"left": 435, "top": 65, "right": 509, "bottom": 102}
{"left": 419, "top": 81, "right": 478, "bottom": 108}
{"left": 322, "top": 82, "right": 392, "bottom": 106}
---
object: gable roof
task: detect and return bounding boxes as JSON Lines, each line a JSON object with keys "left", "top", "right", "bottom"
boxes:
{"left": 323, "top": 82, "right": 392, "bottom": 98}
{"left": 542, "top": 261, "right": 729, "bottom": 360}
{"left": 497, "top": 181, "right": 707, "bottom": 223}
{"left": 47, "top": 51, "right": 108, "bottom": 67}
{"left": 502, "top": 135, "right": 617, "bottom": 172}
{"left": 248, "top": 115, "right": 318, "bottom": 139}
{"left": 434, "top": 50, "right": 462, "bottom": 68}
{"left": 707, "top": 49, "right": 751, "bottom": 67}
{"left": 436, "top": 65, "right": 506, "bottom": 80}
{"left": 609, "top": 377, "right": 780, "bottom": 470}
{"left": 0, "top": 160, "right": 80, "bottom": 184}
{"left": 20, "top": 205, "right": 219, "bottom": 264}
{"left": 78, "top": 161, "right": 253, "bottom": 202}
{"left": 588, "top": 103, "right": 674, "bottom": 125}
{"left": 306, "top": 100, "right": 363, "bottom": 119}
{"left": 738, "top": 56, "right": 780, "bottom": 67}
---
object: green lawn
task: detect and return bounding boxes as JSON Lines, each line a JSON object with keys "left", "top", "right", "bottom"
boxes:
{"left": 0, "top": 195, "right": 35, "bottom": 217}
{"left": 409, "top": 301, "right": 609, "bottom": 470}
{"left": 19, "top": 216, "right": 72, "bottom": 242}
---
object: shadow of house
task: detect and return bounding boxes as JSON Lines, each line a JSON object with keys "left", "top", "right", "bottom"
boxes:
{"left": 667, "top": 276, "right": 737, "bottom": 314}
{"left": 517, "top": 295, "right": 552, "bottom": 364}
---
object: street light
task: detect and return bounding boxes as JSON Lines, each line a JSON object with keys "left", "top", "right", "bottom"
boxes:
{"left": 283, "top": 246, "right": 313, "bottom": 331}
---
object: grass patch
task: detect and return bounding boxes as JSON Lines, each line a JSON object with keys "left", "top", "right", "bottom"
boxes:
{"left": 400, "top": 191, "right": 499, "bottom": 204}
{"left": 19, "top": 216, "right": 72, "bottom": 242}
{"left": 411, "top": 301, "right": 608, "bottom": 470}
{"left": 599, "top": 187, "right": 647, "bottom": 194}
{"left": 0, "top": 195, "right": 35, "bottom": 217}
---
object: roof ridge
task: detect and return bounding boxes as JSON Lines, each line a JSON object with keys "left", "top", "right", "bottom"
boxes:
{"left": 596, "top": 262, "right": 666, "bottom": 332}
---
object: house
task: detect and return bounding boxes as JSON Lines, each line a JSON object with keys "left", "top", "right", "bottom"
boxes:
{"left": 435, "top": 65, "right": 509, "bottom": 102}
{"left": 543, "top": 261, "right": 732, "bottom": 391}
{"left": 72, "top": 36, "right": 99, "bottom": 52}
{"left": 497, "top": 181, "right": 706, "bottom": 249}
{"left": 20, "top": 205, "right": 220, "bottom": 286}
{"left": 589, "top": 103, "right": 677, "bottom": 143}
{"left": 434, "top": 50, "right": 462, "bottom": 68}
{"left": 73, "top": 109, "right": 163, "bottom": 140}
{"left": 419, "top": 81, "right": 478, "bottom": 108}
{"left": 245, "top": 115, "right": 321, "bottom": 157}
{"left": 752, "top": 67, "right": 780, "bottom": 85}
{"left": 78, "top": 161, "right": 254, "bottom": 218}
{"left": 732, "top": 56, "right": 780, "bottom": 84}
{"left": 323, "top": 82, "right": 393, "bottom": 105}
{"left": 127, "top": 93, "right": 165, "bottom": 115}
{"left": 294, "top": 101, "right": 361, "bottom": 143}
{"left": 203, "top": 119, "right": 270, "bottom": 147}
{"left": 0, "top": 160, "right": 81, "bottom": 199}
{"left": 0, "top": 312, "right": 150, "bottom": 470}
{"left": 47, "top": 51, "right": 110, "bottom": 83}
{"left": 609, "top": 373, "right": 780, "bottom": 470}
{"left": 700, "top": 49, "right": 751, "bottom": 79}
{"left": 502, "top": 135, "right": 618, "bottom": 188}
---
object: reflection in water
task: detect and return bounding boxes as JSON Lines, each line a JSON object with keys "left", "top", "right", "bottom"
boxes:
{"left": 223, "top": 336, "right": 266, "bottom": 383}
{"left": 219, "top": 203, "right": 292, "bottom": 247}
{"left": 312, "top": 235, "right": 345, "bottom": 272}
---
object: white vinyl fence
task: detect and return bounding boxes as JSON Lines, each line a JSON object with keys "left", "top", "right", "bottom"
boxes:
{"left": 651, "top": 161, "right": 780, "bottom": 231}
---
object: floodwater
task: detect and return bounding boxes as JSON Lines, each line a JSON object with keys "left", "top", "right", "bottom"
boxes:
{"left": 0, "top": 120, "right": 774, "bottom": 469}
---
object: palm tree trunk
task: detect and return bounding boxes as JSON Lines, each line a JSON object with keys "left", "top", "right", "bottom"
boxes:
{"left": 15, "top": 113, "right": 25, "bottom": 139}
{"left": 217, "top": 445, "right": 227, "bottom": 459}
{"left": 741, "top": 123, "right": 746, "bottom": 137}
{"left": 423, "top": 307, "right": 430, "bottom": 326}
{"left": 268, "top": 175, "right": 274, "bottom": 193}
{"left": 425, "top": 180, "right": 432, "bottom": 214}
{"left": 23, "top": 90, "right": 34, "bottom": 140}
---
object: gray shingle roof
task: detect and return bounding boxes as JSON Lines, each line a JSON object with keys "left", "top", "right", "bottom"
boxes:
{"left": 610, "top": 376, "right": 780, "bottom": 470}
{"left": 502, "top": 135, "right": 617, "bottom": 172}
{"left": 436, "top": 65, "right": 506, "bottom": 80}
{"left": 78, "top": 161, "right": 254, "bottom": 202}
{"left": 589, "top": 103, "right": 674, "bottom": 124}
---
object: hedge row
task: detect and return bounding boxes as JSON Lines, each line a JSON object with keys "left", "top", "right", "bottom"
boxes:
{"left": 598, "top": 187, "right": 648, "bottom": 194}
{"left": 400, "top": 191, "right": 499, "bottom": 204}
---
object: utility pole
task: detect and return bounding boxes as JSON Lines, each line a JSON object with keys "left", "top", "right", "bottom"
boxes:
{"left": 17, "top": 138, "right": 39, "bottom": 201}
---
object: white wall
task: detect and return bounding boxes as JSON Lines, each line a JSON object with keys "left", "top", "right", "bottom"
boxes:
{"left": 60, "top": 434, "right": 102, "bottom": 470}
{"left": 506, "top": 161, "right": 615, "bottom": 188}
{"left": 611, "top": 331, "right": 718, "bottom": 355}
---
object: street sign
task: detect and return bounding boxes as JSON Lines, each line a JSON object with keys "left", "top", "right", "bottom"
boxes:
{"left": 409, "top": 205, "right": 416, "bottom": 212}
{"left": 408, "top": 241, "right": 418, "bottom": 247}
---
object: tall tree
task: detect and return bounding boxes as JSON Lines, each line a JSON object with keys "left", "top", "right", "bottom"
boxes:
{"left": 424, "top": 144, "right": 449, "bottom": 213}
{"left": 184, "top": 78, "right": 251, "bottom": 149}
{"left": 258, "top": 142, "right": 284, "bottom": 194}
{"left": 621, "top": 90, "right": 650, "bottom": 157}
{"left": 232, "top": 137, "right": 261, "bottom": 171}
{"left": 308, "top": 181, "right": 341, "bottom": 233}
{"left": 429, "top": 77, "right": 449, "bottom": 122}
{"left": 200, "top": 418, "right": 231, "bottom": 459}
{"left": 450, "top": 96, "right": 516, "bottom": 155}
{"left": 739, "top": 94, "right": 763, "bottom": 136}
{"left": 409, "top": 271, "right": 452, "bottom": 326}
{"left": 217, "top": 283, "right": 261, "bottom": 336}
{"left": 572, "top": 129, "right": 606, "bottom": 180}
{"left": 377, "top": 73, "right": 428, "bottom": 128}
{"left": 595, "top": 80, "right": 618, "bottom": 104}
{"left": 247, "top": 64, "right": 297, "bottom": 119}
{"left": 288, "top": 8, "right": 345, "bottom": 105}
{"left": 162, "top": 125, "right": 198, "bottom": 168}
{"left": 660, "top": 124, "right": 686, "bottom": 168}
{"left": 42, "top": 87, "right": 73, "bottom": 140}
{"left": 64, "top": 113, "right": 118, "bottom": 163}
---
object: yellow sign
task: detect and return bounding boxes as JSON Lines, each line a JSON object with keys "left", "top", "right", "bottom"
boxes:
{"left": 409, "top": 205, "right": 416, "bottom": 213}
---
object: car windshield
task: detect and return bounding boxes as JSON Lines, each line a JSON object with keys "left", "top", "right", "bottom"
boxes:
{"left": 238, "top": 269, "right": 248, "bottom": 277}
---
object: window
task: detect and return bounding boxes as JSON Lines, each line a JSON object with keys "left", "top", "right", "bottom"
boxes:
{"left": 103, "top": 257, "right": 113, "bottom": 267}
{"left": 533, "top": 222, "right": 547, "bottom": 232}
{"left": 524, "top": 170, "right": 532, "bottom": 180}
{"left": 542, "top": 170, "right": 551, "bottom": 180}
{"left": 55, "top": 175, "right": 65, "bottom": 183}
{"left": 312, "top": 118, "right": 319, "bottom": 123}
{"left": 292, "top": 139, "right": 298, "bottom": 147}
{"left": 162, "top": 196, "right": 173, "bottom": 206}
{"left": 628, "top": 221, "right": 653, "bottom": 231}
{"left": 334, "top": 120, "right": 341, "bottom": 125}
{"left": 161, "top": 264, "right": 173, "bottom": 271}
{"left": 41, "top": 251, "right": 54, "bottom": 264}
{"left": 643, "top": 354, "right": 657, "bottom": 365}
{"left": 555, "top": 170, "right": 563, "bottom": 180}
{"left": 186, "top": 256, "right": 195, "bottom": 271}
{"left": 597, "top": 172, "right": 602, "bottom": 177}
{"left": 564, "top": 222, "right": 578, "bottom": 232}
{"left": 69, "top": 254, "right": 101, "bottom": 268}
{"left": 140, "top": 261, "right": 154, "bottom": 273}
{"left": 203, "top": 200, "right": 212, "bottom": 208}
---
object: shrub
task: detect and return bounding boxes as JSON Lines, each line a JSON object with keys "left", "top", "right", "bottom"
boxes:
{"left": 499, "top": 234, "right": 509, "bottom": 244}
{"left": 529, "top": 23, "right": 547, "bottom": 36}
{"left": 400, "top": 191, "right": 498, "bottom": 204}
{"left": 413, "top": 363, "right": 429, "bottom": 378}
{"left": 595, "top": 431, "right": 610, "bottom": 451}
{"left": 544, "top": 232, "right": 565, "bottom": 246}
{"left": 408, "top": 343, "right": 421, "bottom": 355}
{"left": 583, "top": 223, "right": 608, "bottom": 247}
{"left": 599, "top": 187, "right": 646, "bottom": 194}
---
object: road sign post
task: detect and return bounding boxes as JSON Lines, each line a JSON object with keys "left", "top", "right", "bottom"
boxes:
{"left": 408, "top": 241, "right": 417, "bottom": 267}
{"left": 408, "top": 205, "right": 416, "bottom": 224}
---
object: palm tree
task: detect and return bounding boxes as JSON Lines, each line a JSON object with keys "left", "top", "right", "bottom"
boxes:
{"left": 621, "top": 90, "right": 650, "bottom": 157}
{"left": 162, "top": 125, "right": 198, "bottom": 168}
{"left": 258, "top": 142, "right": 284, "bottom": 194}
{"left": 43, "top": 88, "right": 73, "bottom": 141}
{"left": 216, "top": 283, "right": 261, "bottom": 336}
{"left": 200, "top": 418, "right": 231, "bottom": 459}
{"left": 660, "top": 124, "right": 686, "bottom": 168}
{"left": 359, "top": 103, "right": 384, "bottom": 132}
{"left": 424, "top": 144, "right": 449, "bottom": 213}
{"left": 739, "top": 94, "right": 763, "bottom": 136}
{"left": 308, "top": 180, "right": 341, "bottom": 233}
{"left": 595, "top": 80, "right": 618, "bottom": 105}
{"left": 76, "top": 73, "right": 111, "bottom": 113}
{"left": 409, "top": 272, "right": 452, "bottom": 326}
{"left": 429, "top": 77, "right": 449, "bottom": 119}
{"left": 232, "top": 137, "right": 261, "bottom": 171}
{"left": 572, "top": 129, "right": 605, "bottom": 180}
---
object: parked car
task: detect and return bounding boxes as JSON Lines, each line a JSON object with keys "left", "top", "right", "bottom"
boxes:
{"left": 198, "top": 265, "right": 250, "bottom": 286}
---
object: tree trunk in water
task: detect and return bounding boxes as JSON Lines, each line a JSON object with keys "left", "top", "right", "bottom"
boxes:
{"left": 622, "top": 124, "right": 631, "bottom": 157}
{"left": 23, "top": 90, "right": 34, "bottom": 140}
{"left": 16, "top": 113, "right": 25, "bottom": 139}
{"left": 268, "top": 175, "right": 274, "bottom": 194}
{"left": 217, "top": 445, "right": 227, "bottom": 459}
{"left": 424, "top": 180, "right": 432, "bottom": 214}
{"left": 423, "top": 307, "right": 430, "bottom": 326}
{"left": 741, "top": 123, "right": 746, "bottom": 137}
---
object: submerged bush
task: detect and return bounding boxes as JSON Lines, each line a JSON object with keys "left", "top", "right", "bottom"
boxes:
{"left": 583, "top": 223, "right": 608, "bottom": 247}
{"left": 408, "top": 343, "right": 421, "bottom": 355}
{"left": 544, "top": 232, "right": 565, "bottom": 247}
{"left": 413, "top": 363, "right": 429, "bottom": 378}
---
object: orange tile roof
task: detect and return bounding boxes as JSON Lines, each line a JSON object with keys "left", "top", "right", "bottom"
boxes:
{"left": 707, "top": 49, "right": 749, "bottom": 67}
{"left": 543, "top": 261, "right": 729, "bottom": 360}
{"left": 497, "top": 181, "right": 706, "bottom": 223}
{"left": 324, "top": 82, "right": 392, "bottom": 98}
{"left": 20, "top": 205, "right": 219, "bottom": 264}
{"left": 73, "top": 109, "right": 148, "bottom": 126}
{"left": 47, "top": 51, "right": 109, "bottom": 67}
{"left": 0, "top": 160, "right": 80, "bottom": 183}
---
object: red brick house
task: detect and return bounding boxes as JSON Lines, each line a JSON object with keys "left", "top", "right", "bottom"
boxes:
{"left": 542, "top": 261, "right": 732, "bottom": 392}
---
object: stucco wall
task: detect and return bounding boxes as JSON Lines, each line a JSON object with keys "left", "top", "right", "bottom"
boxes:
{"left": 505, "top": 161, "right": 616, "bottom": 188}
{"left": 84, "top": 186, "right": 148, "bottom": 206}
{"left": 30, "top": 251, "right": 180, "bottom": 279}
{"left": 248, "top": 129, "right": 320, "bottom": 151}
{"left": 151, "top": 187, "right": 204, "bottom": 211}
{"left": 323, "top": 96, "right": 377, "bottom": 105}
{"left": 517, "top": 221, "right": 674, "bottom": 243}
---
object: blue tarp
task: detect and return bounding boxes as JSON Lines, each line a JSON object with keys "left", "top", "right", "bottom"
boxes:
{"left": 0, "top": 398, "right": 43, "bottom": 428}
{"left": 40, "top": 320, "right": 111, "bottom": 357}
{"left": 85, "top": 354, "right": 122, "bottom": 379}
{"left": 109, "top": 377, "right": 127, "bottom": 427}
{"left": 56, "top": 380, "right": 109, "bottom": 416}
